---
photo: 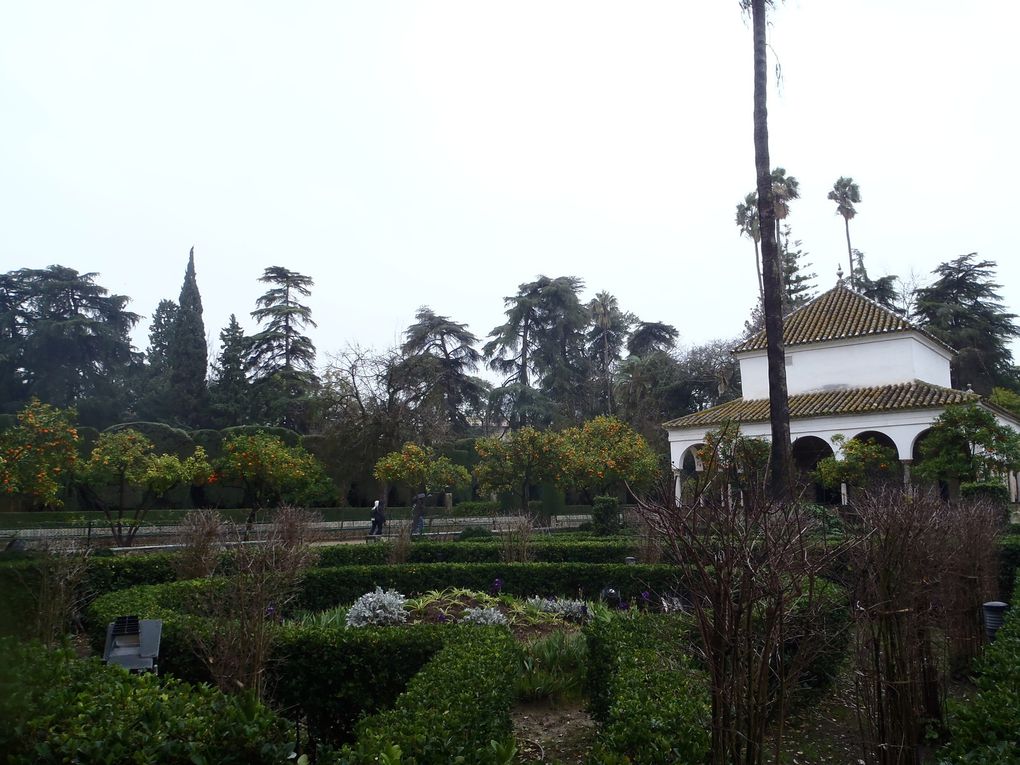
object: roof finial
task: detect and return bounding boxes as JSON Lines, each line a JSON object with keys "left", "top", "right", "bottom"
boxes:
{"left": 966, "top": 383, "right": 975, "bottom": 394}
{"left": 836, "top": 264, "right": 845, "bottom": 285}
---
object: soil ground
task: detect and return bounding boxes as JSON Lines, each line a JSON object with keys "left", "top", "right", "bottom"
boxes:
{"left": 513, "top": 700, "right": 596, "bottom": 765}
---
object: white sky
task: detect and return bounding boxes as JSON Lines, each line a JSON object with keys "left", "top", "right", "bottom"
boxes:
{"left": 2, "top": 1, "right": 1018, "bottom": 370}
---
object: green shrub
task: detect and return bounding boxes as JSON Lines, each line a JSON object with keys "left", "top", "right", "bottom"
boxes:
{"left": 999, "top": 536, "right": 1020, "bottom": 599}
{"left": 298, "top": 562, "right": 680, "bottom": 611}
{"left": 585, "top": 613, "right": 709, "bottom": 764}
{"left": 459, "top": 526, "right": 494, "bottom": 541}
{"left": 316, "top": 539, "right": 640, "bottom": 567}
{"left": 941, "top": 576, "right": 1020, "bottom": 763}
{"left": 105, "top": 421, "right": 196, "bottom": 458}
{"left": 592, "top": 496, "right": 621, "bottom": 535}
{"left": 272, "top": 624, "right": 446, "bottom": 743}
{"left": 961, "top": 480, "right": 1011, "bottom": 507}
{"left": 0, "top": 638, "right": 294, "bottom": 765}
{"left": 347, "top": 626, "right": 520, "bottom": 764}
{"left": 449, "top": 500, "right": 500, "bottom": 516}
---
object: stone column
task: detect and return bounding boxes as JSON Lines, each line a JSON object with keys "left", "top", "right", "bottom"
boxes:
{"left": 900, "top": 459, "right": 912, "bottom": 489}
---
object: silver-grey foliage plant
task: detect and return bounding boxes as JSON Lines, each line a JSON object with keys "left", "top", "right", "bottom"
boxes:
{"left": 461, "top": 606, "right": 508, "bottom": 626}
{"left": 526, "top": 596, "right": 590, "bottom": 623}
{"left": 345, "top": 587, "right": 408, "bottom": 628}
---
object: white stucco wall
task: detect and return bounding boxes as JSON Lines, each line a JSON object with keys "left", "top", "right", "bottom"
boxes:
{"left": 667, "top": 407, "right": 950, "bottom": 469}
{"left": 738, "top": 332, "right": 953, "bottom": 399}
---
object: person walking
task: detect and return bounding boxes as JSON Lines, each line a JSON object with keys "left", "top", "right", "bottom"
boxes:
{"left": 369, "top": 500, "right": 386, "bottom": 537}
{"left": 411, "top": 493, "right": 427, "bottom": 536}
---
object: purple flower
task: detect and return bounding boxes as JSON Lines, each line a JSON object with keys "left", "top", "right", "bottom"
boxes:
{"left": 437, "top": 613, "right": 448, "bottom": 623}
{"left": 491, "top": 578, "right": 504, "bottom": 594}
{"left": 641, "top": 591, "right": 651, "bottom": 602}
{"left": 618, "top": 600, "right": 629, "bottom": 611}
{"left": 265, "top": 604, "right": 276, "bottom": 619}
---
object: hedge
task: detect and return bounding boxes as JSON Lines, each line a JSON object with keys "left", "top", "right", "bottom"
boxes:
{"left": 271, "top": 625, "right": 446, "bottom": 743}
{"left": 315, "top": 539, "right": 640, "bottom": 567}
{"left": 0, "top": 638, "right": 294, "bottom": 765}
{"left": 297, "top": 562, "right": 681, "bottom": 612}
{"left": 941, "top": 576, "right": 1020, "bottom": 763}
{"left": 585, "top": 613, "right": 710, "bottom": 764}
{"left": 86, "top": 580, "right": 521, "bottom": 751}
{"left": 342, "top": 627, "right": 520, "bottom": 764}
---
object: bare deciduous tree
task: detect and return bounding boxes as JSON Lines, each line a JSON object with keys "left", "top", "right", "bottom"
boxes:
{"left": 636, "top": 428, "right": 846, "bottom": 765}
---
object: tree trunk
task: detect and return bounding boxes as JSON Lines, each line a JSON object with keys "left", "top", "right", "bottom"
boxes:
{"left": 754, "top": 239, "right": 763, "bottom": 302}
{"left": 752, "top": 0, "right": 794, "bottom": 500}
{"left": 844, "top": 216, "right": 855, "bottom": 287}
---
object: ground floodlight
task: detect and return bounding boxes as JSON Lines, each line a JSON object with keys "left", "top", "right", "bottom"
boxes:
{"left": 103, "top": 615, "right": 162, "bottom": 673}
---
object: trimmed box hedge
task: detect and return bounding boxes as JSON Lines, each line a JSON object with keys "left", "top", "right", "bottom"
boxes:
{"left": 0, "top": 637, "right": 294, "bottom": 765}
{"left": 315, "top": 538, "right": 640, "bottom": 567}
{"left": 297, "top": 562, "right": 681, "bottom": 612}
{"left": 343, "top": 627, "right": 520, "bottom": 764}
{"left": 585, "top": 613, "right": 710, "bottom": 764}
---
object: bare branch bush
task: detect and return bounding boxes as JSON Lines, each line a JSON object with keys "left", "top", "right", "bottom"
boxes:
{"left": 28, "top": 542, "right": 91, "bottom": 645}
{"left": 636, "top": 427, "right": 846, "bottom": 765}
{"left": 845, "top": 487, "right": 1002, "bottom": 765}
{"left": 499, "top": 513, "right": 535, "bottom": 563}
{"left": 624, "top": 507, "right": 662, "bottom": 564}
{"left": 173, "top": 509, "right": 226, "bottom": 580}
{"left": 194, "top": 506, "right": 319, "bottom": 699}
{"left": 388, "top": 521, "right": 413, "bottom": 564}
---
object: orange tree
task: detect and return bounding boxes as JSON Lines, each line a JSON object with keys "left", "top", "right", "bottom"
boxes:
{"left": 0, "top": 399, "right": 79, "bottom": 508}
{"left": 216, "top": 432, "right": 334, "bottom": 520}
{"left": 816, "top": 434, "right": 900, "bottom": 490}
{"left": 373, "top": 442, "right": 471, "bottom": 498}
{"left": 78, "top": 429, "right": 212, "bottom": 545}
{"left": 560, "top": 416, "right": 661, "bottom": 499}
{"left": 474, "top": 427, "right": 563, "bottom": 512}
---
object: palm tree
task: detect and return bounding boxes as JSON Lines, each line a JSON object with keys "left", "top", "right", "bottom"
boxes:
{"left": 736, "top": 192, "right": 763, "bottom": 300}
{"left": 770, "top": 167, "right": 800, "bottom": 253}
{"left": 751, "top": 0, "right": 794, "bottom": 500}
{"left": 827, "top": 177, "right": 862, "bottom": 286}
{"left": 587, "top": 291, "right": 630, "bottom": 415}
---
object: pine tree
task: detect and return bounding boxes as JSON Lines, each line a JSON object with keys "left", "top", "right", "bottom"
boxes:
{"left": 209, "top": 314, "right": 250, "bottom": 426}
{"left": 914, "top": 254, "right": 1020, "bottom": 393}
{"left": 852, "top": 251, "right": 900, "bottom": 312}
{"left": 167, "top": 248, "right": 208, "bottom": 425}
{"left": 247, "top": 267, "right": 318, "bottom": 430}
{"left": 780, "top": 225, "right": 816, "bottom": 311}
{"left": 133, "top": 299, "right": 178, "bottom": 422}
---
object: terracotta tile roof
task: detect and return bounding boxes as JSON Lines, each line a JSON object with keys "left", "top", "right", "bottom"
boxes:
{"left": 663, "top": 380, "right": 978, "bottom": 429}
{"left": 733, "top": 283, "right": 953, "bottom": 353}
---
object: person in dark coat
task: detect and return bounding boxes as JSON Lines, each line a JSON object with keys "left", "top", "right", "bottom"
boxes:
{"left": 412, "top": 493, "right": 427, "bottom": 535}
{"left": 369, "top": 500, "right": 386, "bottom": 536}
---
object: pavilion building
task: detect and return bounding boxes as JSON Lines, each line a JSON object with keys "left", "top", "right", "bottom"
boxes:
{"left": 663, "top": 279, "right": 1020, "bottom": 500}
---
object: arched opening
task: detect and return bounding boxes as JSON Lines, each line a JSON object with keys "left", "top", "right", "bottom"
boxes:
{"left": 681, "top": 444, "right": 705, "bottom": 476}
{"left": 911, "top": 427, "right": 950, "bottom": 499}
{"left": 792, "top": 436, "right": 838, "bottom": 504}
{"left": 852, "top": 430, "right": 899, "bottom": 458}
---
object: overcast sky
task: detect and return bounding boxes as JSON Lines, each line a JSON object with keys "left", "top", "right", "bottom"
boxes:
{"left": 2, "top": 1, "right": 1018, "bottom": 373}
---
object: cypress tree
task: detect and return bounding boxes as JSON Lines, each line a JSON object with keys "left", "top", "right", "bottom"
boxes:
{"left": 167, "top": 247, "right": 208, "bottom": 425}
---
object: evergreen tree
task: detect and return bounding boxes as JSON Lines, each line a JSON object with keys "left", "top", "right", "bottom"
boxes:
{"left": 780, "top": 225, "right": 816, "bottom": 311}
{"left": 852, "top": 251, "right": 900, "bottom": 312}
{"left": 167, "top": 247, "right": 208, "bottom": 425}
{"left": 0, "top": 272, "right": 29, "bottom": 409}
{"left": 14, "top": 266, "right": 138, "bottom": 425}
{"left": 626, "top": 321, "right": 678, "bottom": 358}
{"left": 247, "top": 267, "right": 318, "bottom": 430}
{"left": 400, "top": 307, "right": 488, "bottom": 436}
{"left": 132, "top": 299, "right": 178, "bottom": 422}
{"left": 209, "top": 314, "right": 250, "bottom": 426}
{"left": 914, "top": 254, "right": 1020, "bottom": 394}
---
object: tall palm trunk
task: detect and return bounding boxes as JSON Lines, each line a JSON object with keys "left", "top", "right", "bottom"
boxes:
{"left": 844, "top": 216, "right": 855, "bottom": 287}
{"left": 754, "top": 239, "right": 763, "bottom": 302}
{"left": 752, "top": 0, "right": 794, "bottom": 500}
